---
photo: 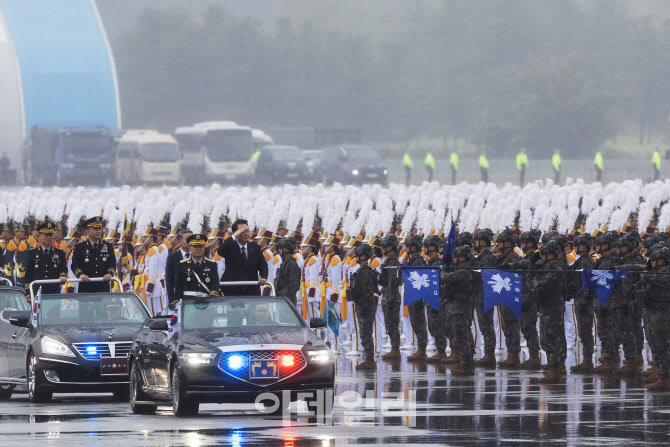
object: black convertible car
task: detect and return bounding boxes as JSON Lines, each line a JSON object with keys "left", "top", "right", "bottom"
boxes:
{"left": 129, "top": 295, "right": 335, "bottom": 417}
{"left": 0, "top": 286, "right": 151, "bottom": 402}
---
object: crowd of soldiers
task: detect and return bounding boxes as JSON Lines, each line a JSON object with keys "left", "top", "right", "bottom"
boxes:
{"left": 3, "top": 208, "right": 670, "bottom": 389}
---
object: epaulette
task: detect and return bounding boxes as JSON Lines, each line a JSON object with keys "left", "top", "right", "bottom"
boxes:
{"left": 180, "top": 258, "right": 190, "bottom": 263}
{"left": 205, "top": 257, "right": 215, "bottom": 262}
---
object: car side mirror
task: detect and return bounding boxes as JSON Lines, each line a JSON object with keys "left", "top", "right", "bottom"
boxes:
{"left": 149, "top": 319, "right": 169, "bottom": 331}
{"left": 309, "top": 317, "right": 327, "bottom": 329}
{"left": 4, "top": 310, "right": 31, "bottom": 328}
{"left": 338, "top": 152, "right": 347, "bottom": 162}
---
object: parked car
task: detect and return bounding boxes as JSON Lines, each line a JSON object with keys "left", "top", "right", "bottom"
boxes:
{"left": 0, "top": 284, "right": 151, "bottom": 402}
{"left": 255, "top": 145, "right": 308, "bottom": 185}
{"left": 129, "top": 295, "right": 334, "bottom": 417}
{"left": 302, "top": 149, "right": 322, "bottom": 182}
{"left": 317, "top": 145, "right": 388, "bottom": 185}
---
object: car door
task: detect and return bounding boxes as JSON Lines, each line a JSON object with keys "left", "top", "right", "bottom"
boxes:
{"left": 0, "top": 292, "right": 15, "bottom": 378}
{"left": 5, "top": 293, "right": 31, "bottom": 379}
{"left": 150, "top": 329, "right": 171, "bottom": 391}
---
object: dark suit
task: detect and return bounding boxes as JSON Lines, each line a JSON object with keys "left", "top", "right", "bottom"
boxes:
{"left": 24, "top": 246, "right": 67, "bottom": 295}
{"left": 166, "top": 249, "right": 188, "bottom": 302}
{"left": 71, "top": 239, "right": 116, "bottom": 293}
{"left": 216, "top": 236, "right": 268, "bottom": 296}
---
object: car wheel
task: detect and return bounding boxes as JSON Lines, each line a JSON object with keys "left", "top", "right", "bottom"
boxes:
{"left": 112, "top": 385, "right": 130, "bottom": 402}
{"left": 0, "top": 384, "right": 14, "bottom": 400}
{"left": 171, "top": 363, "right": 198, "bottom": 417}
{"left": 129, "top": 361, "right": 157, "bottom": 414}
{"left": 27, "top": 352, "right": 52, "bottom": 403}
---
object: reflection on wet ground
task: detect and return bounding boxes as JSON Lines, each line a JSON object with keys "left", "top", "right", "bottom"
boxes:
{"left": 0, "top": 350, "right": 669, "bottom": 446}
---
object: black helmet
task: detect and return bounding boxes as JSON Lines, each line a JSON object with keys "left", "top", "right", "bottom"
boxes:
{"left": 497, "top": 228, "right": 519, "bottom": 247}
{"left": 423, "top": 235, "right": 442, "bottom": 249}
{"left": 596, "top": 231, "right": 619, "bottom": 250}
{"left": 452, "top": 245, "right": 473, "bottom": 262}
{"left": 552, "top": 234, "right": 569, "bottom": 251}
{"left": 541, "top": 231, "right": 559, "bottom": 245}
{"left": 381, "top": 235, "right": 399, "bottom": 250}
{"left": 520, "top": 230, "right": 540, "bottom": 246}
{"left": 648, "top": 240, "right": 670, "bottom": 258}
{"left": 573, "top": 234, "right": 593, "bottom": 250}
{"left": 355, "top": 244, "right": 373, "bottom": 260}
{"left": 617, "top": 234, "right": 638, "bottom": 252}
{"left": 650, "top": 246, "right": 670, "bottom": 265}
{"left": 627, "top": 230, "right": 642, "bottom": 247}
{"left": 277, "top": 237, "right": 296, "bottom": 252}
{"left": 539, "top": 240, "right": 561, "bottom": 258}
{"left": 455, "top": 231, "right": 473, "bottom": 247}
{"left": 474, "top": 228, "right": 494, "bottom": 246}
{"left": 643, "top": 232, "right": 668, "bottom": 250}
{"left": 405, "top": 234, "right": 424, "bottom": 250}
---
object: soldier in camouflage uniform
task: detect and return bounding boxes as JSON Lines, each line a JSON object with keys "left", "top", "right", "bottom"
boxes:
{"left": 442, "top": 245, "right": 476, "bottom": 375}
{"left": 639, "top": 247, "right": 670, "bottom": 390}
{"left": 380, "top": 236, "right": 403, "bottom": 361}
{"left": 473, "top": 229, "right": 498, "bottom": 367}
{"left": 531, "top": 241, "right": 566, "bottom": 382}
{"left": 405, "top": 234, "right": 429, "bottom": 362}
{"left": 424, "top": 235, "right": 448, "bottom": 363}
{"left": 275, "top": 237, "right": 301, "bottom": 307}
{"left": 507, "top": 230, "right": 542, "bottom": 369}
{"left": 495, "top": 229, "right": 522, "bottom": 368}
{"left": 349, "top": 244, "right": 379, "bottom": 370}
{"left": 570, "top": 234, "right": 599, "bottom": 373}
{"left": 615, "top": 232, "right": 647, "bottom": 375}
{"left": 592, "top": 231, "right": 634, "bottom": 375}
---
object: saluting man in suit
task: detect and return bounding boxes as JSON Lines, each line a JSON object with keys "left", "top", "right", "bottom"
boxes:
{"left": 71, "top": 216, "right": 116, "bottom": 293}
{"left": 216, "top": 219, "right": 268, "bottom": 296}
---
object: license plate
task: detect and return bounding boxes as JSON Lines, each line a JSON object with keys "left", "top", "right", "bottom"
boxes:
{"left": 286, "top": 173, "right": 298, "bottom": 178}
{"left": 226, "top": 174, "right": 236, "bottom": 180}
{"left": 287, "top": 162, "right": 296, "bottom": 168}
{"left": 100, "top": 357, "right": 128, "bottom": 376}
{"left": 249, "top": 360, "right": 278, "bottom": 379}
{"left": 367, "top": 173, "right": 378, "bottom": 178}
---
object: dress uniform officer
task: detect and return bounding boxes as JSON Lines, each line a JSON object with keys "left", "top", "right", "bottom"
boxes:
{"left": 24, "top": 222, "right": 67, "bottom": 295}
{"left": 173, "top": 234, "right": 220, "bottom": 301}
{"left": 71, "top": 216, "right": 117, "bottom": 293}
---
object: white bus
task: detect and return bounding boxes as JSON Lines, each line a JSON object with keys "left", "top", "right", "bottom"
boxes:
{"left": 116, "top": 130, "right": 181, "bottom": 185}
{"left": 174, "top": 121, "right": 255, "bottom": 183}
{"left": 252, "top": 128, "right": 274, "bottom": 151}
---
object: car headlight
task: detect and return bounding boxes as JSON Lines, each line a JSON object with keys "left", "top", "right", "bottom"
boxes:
{"left": 60, "top": 163, "right": 75, "bottom": 170}
{"left": 351, "top": 169, "right": 359, "bottom": 176}
{"left": 307, "top": 349, "right": 333, "bottom": 364}
{"left": 41, "top": 336, "right": 75, "bottom": 357}
{"left": 180, "top": 352, "right": 217, "bottom": 365}
{"left": 383, "top": 170, "right": 388, "bottom": 175}
{"left": 100, "top": 163, "right": 112, "bottom": 170}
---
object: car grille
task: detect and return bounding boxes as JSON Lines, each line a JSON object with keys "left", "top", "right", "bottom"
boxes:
{"left": 218, "top": 350, "right": 307, "bottom": 386}
{"left": 72, "top": 342, "right": 133, "bottom": 360}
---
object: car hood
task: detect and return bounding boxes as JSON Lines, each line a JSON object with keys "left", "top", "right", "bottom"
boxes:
{"left": 180, "top": 326, "right": 326, "bottom": 350}
{"left": 41, "top": 324, "right": 142, "bottom": 344}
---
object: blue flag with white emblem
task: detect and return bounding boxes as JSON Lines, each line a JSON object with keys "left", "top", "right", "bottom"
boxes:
{"left": 323, "top": 301, "right": 340, "bottom": 337}
{"left": 582, "top": 269, "right": 630, "bottom": 307}
{"left": 402, "top": 267, "right": 440, "bottom": 312}
{"left": 482, "top": 269, "right": 522, "bottom": 318}
{"left": 441, "top": 222, "right": 457, "bottom": 266}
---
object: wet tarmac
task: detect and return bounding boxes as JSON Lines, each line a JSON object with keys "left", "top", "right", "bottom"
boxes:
{"left": 1, "top": 349, "right": 669, "bottom": 446}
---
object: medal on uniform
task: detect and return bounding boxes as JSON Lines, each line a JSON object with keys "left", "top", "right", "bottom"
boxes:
{"left": 102, "top": 257, "right": 107, "bottom": 262}
{"left": 85, "top": 258, "right": 89, "bottom": 262}
{"left": 187, "top": 277, "right": 191, "bottom": 282}
{"left": 205, "top": 277, "right": 210, "bottom": 282}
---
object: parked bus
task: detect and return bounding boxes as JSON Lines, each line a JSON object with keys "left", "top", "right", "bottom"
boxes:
{"left": 174, "top": 121, "right": 254, "bottom": 183}
{"left": 116, "top": 130, "right": 181, "bottom": 185}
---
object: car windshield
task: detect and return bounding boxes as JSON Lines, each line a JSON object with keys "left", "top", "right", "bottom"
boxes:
{"left": 268, "top": 147, "right": 300, "bottom": 161}
{"left": 205, "top": 129, "right": 253, "bottom": 162}
{"left": 346, "top": 146, "right": 379, "bottom": 161}
{"left": 141, "top": 142, "right": 179, "bottom": 162}
{"left": 39, "top": 294, "right": 150, "bottom": 325}
{"left": 0, "top": 290, "right": 30, "bottom": 312}
{"left": 182, "top": 297, "right": 303, "bottom": 330}
{"left": 61, "top": 134, "right": 111, "bottom": 155}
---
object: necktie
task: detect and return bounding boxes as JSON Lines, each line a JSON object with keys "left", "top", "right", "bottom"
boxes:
{"left": 241, "top": 246, "right": 248, "bottom": 265}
